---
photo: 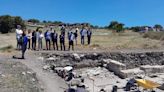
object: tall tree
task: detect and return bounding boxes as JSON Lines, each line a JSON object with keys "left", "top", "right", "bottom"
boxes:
{"left": 108, "top": 21, "right": 124, "bottom": 32}
{"left": 42, "top": 20, "right": 47, "bottom": 23}
{"left": 154, "top": 24, "right": 163, "bottom": 31}
{"left": 14, "top": 16, "right": 25, "bottom": 28}
{"left": 28, "top": 19, "right": 40, "bottom": 23}
{"left": 108, "top": 21, "right": 119, "bottom": 29}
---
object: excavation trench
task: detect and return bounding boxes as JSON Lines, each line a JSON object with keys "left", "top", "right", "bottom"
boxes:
{"left": 40, "top": 52, "right": 164, "bottom": 91}
{"left": 42, "top": 52, "right": 164, "bottom": 69}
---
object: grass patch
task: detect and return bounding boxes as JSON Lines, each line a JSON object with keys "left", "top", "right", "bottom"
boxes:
{"left": 0, "top": 45, "right": 13, "bottom": 52}
{"left": 143, "top": 32, "right": 164, "bottom": 40}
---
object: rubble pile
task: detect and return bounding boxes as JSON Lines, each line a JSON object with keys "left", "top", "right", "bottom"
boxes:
{"left": 43, "top": 53, "right": 102, "bottom": 69}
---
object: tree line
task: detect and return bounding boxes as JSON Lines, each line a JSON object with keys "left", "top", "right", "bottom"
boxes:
{"left": 107, "top": 21, "right": 163, "bottom": 32}
{"left": 0, "top": 15, "right": 163, "bottom": 33}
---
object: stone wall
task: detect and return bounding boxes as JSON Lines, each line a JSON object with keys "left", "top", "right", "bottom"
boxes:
{"left": 42, "top": 52, "right": 164, "bottom": 69}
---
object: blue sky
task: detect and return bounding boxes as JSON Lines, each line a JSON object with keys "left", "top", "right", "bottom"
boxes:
{"left": 0, "top": 0, "right": 164, "bottom": 27}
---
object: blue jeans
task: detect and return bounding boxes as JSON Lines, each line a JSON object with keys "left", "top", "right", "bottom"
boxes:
{"left": 22, "top": 44, "right": 27, "bottom": 58}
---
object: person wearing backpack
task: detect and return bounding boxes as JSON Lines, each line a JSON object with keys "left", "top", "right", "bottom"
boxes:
{"left": 51, "top": 30, "right": 58, "bottom": 50}
{"left": 21, "top": 31, "right": 28, "bottom": 59}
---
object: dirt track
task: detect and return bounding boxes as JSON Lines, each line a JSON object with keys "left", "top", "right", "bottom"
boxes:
{"left": 0, "top": 53, "right": 43, "bottom": 92}
{"left": 14, "top": 51, "right": 68, "bottom": 92}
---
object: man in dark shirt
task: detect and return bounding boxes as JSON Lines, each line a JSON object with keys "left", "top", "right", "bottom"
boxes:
{"left": 51, "top": 30, "right": 58, "bottom": 50}
{"left": 87, "top": 28, "right": 92, "bottom": 45}
{"left": 74, "top": 29, "right": 78, "bottom": 45}
{"left": 59, "top": 33, "right": 65, "bottom": 51}
{"left": 44, "top": 30, "right": 51, "bottom": 50}
{"left": 68, "top": 32, "right": 74, "bottom": 51}
{"left": 32, "top": 30, "right": 37, "bottom": 50}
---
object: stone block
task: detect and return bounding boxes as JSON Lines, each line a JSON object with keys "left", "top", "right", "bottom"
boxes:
{"left": 140, "top": 65, "right": 164, "bottom": 74}
{"left": 119, "top": 68, "right": 144, "bottom": 79}
{"left": 104, "top": 59, "right": 126, "bottom": 74}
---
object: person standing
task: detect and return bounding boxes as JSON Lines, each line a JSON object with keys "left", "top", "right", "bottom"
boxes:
{"left": 51, "top": 30, "right": 58, "bottom": 50}
{"left": 38, "top": 30, "right": 44, "bottom": 50}
{"left": 74, "top": 29, "right": 78, "bottom": 45}
{"left": 61, "top": 25, "right": 66, "bottom": 36}
{"left": 67, "top": 28, "right": 72, "bottom": 43}
{"left": 36, "top": 29, "right": 40, "bottom": 50}
{"left": 68, "top": 32, "right": 75, "bottom": 51}
{"left": 80, "top": 27, "right": 86, "bottom": 45}
{"left": 87, "top": 28, "right": 92, "bottom": 45}
{"left": 32, "top": 30, "right": 37, "bottom": 50}
{"left": 16, "top": 25, "right": 23, "bottom": 50}
{"left": 21, "top": 31, "right": 28, "bottom": 59}
{"left": 59, "top": 33, "right": 65, "bottom": 51}
{"left": 44, "top": 30, "right": 51, "bottom": 50}
{"left": 27, "top": 29, "right": 32, "bottom": 49}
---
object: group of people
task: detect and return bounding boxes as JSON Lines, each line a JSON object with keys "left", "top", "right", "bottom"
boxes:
{"left": 15, "top": 25, "right": 92, "bottom": 59}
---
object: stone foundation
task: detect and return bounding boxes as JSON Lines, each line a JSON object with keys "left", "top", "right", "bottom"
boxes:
{"left": 42, "top": 51, "right": 164, "bottom": 78}
{"left": 140, "top": 65, "right": 164, "bottom": 74}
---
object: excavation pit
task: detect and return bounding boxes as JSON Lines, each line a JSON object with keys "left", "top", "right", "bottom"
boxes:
{"left": 40, "top": 51, "right": 164, "bottom": 91}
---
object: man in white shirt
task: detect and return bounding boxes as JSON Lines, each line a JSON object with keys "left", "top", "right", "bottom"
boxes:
{"left": 15, "top": 25, "right": 23, "bottom": 50}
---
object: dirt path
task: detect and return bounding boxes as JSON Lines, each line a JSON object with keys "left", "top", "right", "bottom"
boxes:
{"left": 13, "top": 51, "right": 68, "bottom": 92}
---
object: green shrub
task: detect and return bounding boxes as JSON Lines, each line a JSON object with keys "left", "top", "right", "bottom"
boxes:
{"left": 0, "top": 15, "right": 25, "bottom": 33}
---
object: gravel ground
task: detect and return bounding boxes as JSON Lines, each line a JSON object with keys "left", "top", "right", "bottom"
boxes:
{"left": 0, "top": 54, "right": 43, "bottom": 92}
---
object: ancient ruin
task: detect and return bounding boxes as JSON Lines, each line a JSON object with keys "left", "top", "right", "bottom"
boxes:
{"left": 40, "top": 51, "right": 164, "bottom": 91}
